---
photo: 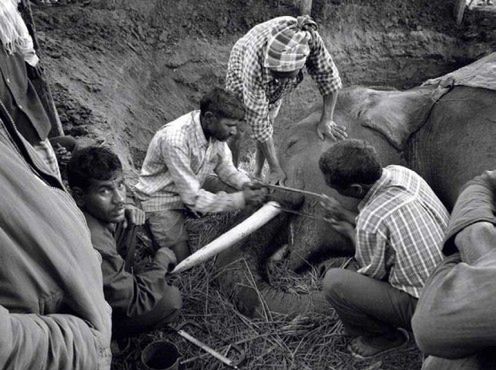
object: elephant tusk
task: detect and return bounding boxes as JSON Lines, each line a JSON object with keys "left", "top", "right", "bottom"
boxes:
{"left": 171, "top": 201, "right": 282, "bottom": 274}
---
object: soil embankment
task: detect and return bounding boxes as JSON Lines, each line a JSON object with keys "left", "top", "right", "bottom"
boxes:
{"left": 32, "top": 0, "right": 495, "bottom": 170}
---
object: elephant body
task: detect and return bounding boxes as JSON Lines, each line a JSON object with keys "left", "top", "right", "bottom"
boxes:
{"left": 214, "top": 57, "right": 496, "bottom": 316}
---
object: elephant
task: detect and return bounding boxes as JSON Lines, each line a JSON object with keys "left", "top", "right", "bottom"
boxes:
{"left": 213, "top": 54, "right": 496, "bottom": 317}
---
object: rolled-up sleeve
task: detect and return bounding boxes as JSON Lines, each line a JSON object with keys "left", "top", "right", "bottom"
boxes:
{"left": 0, "top": 305, "right": 110, "bottom": 370}
{"left": 306, "top": 31, "right": 342, "bottom": 96}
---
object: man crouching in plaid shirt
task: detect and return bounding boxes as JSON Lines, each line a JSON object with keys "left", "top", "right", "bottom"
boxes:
{"left": 226, "top": 15, "right": 347, "bottom": 185}
{"left": 134, "top": 88, "right": 267, "bottom": 263}
{"left": 318, "top": 139, "right": 449, "bottom": 360}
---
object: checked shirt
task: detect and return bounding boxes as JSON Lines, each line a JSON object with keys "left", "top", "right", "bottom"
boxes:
{"left": 356, "top": 165, "right": 449, "bottom": 298}
{"left": 226, "top": 16, "right": 342, "bottom": 143}
{"left": 134, "top": 110, "right": 250, "bottom": 213}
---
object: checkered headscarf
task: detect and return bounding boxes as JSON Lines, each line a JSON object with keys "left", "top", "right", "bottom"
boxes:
{"left": 263, "top": 15, "right": 318, "bottom": 72}
{"left": 0, "top": 0, "right": 39, "bottom": 66}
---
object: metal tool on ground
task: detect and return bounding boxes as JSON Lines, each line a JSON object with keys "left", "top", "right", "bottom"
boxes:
{"left": 169, "top": 321, "right": 245, "bottom": 369}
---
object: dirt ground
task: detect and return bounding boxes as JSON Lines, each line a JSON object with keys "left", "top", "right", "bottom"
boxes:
{"left": 29, "top": 1, "right": 495, "bottom": 369}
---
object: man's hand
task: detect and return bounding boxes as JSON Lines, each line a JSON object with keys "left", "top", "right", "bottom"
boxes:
{"left": 320, "top": 195, "right": 356, "bottom": 225}
{"left": 54, "top": 143, "right": 72, "bottom": 166}
{"left": 267, "top": 167, "right": 287, "bottom": 185}
{"left": 154, "top": 247, "right": 178, "bottom": 273}
{"left": 124, "top": 205, "right": 146, "bottom": 227}
{"left": 325, "top": 217, "right": 355, "bottom": 241}
{"left": 241, "top": 181, "right": 265, "bottom": 190}
{"left": 316, "top": 119, "right": 348, "bottom": 141}
{"left": 242, "top": 188, "right": 268, "bottom": 206}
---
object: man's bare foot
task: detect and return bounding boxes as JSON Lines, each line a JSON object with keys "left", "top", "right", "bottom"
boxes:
{"left": 348, "top": 329, "right": 409, "bottom": 360}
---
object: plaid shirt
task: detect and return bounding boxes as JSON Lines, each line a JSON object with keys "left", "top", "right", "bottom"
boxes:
{"left": 356, "top": 165, "right": 449, "bottom": 298}
{"left": 226, "top": 16, "right": 342, "bottom": 142}
{"left": 134, "top": 111, "right": 250, "bottom": 213}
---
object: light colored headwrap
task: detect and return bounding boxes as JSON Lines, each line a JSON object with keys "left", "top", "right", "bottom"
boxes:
{"left": 263, "top": 15, "right": 318, "bottom": 72}
{"left": 0, "top": 0, "right": 39, "bottom": 66}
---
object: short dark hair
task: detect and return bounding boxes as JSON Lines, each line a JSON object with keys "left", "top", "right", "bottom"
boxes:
{"left": 319, "top": 139, "right": 382, "bottom": 188}
{"left": 67, "top": 146, "right": 122, "bottom": 191}
{"left": 200, "top": 87, "right": 244, "bottom": 120}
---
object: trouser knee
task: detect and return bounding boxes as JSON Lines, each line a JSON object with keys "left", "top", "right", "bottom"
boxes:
{"left": 422, "top": 355, "right": 485, "bottom": 370}
{"left": 322, "top": 268, "right": 348, "bottom": 303}
{"left": 113, "top": 285, "right": 183, "bottom": 337}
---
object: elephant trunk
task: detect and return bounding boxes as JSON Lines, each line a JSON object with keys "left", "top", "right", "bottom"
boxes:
{"left": 214, "top": 254, "right": 331, "bottom": 317}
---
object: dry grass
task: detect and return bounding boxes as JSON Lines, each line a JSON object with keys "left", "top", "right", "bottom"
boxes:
{"left": 111, "top": 213, "right": 422, "bottom": 370}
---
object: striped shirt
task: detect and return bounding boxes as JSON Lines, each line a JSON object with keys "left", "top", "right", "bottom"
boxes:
{"left": 226, "top": 16, "right": 342, "bottom": 143}
{"left": 134, "top": 111, "right": 250, "bottom": 213}
{"left": 356, "top": 165, "right": 449, "bottom": 298}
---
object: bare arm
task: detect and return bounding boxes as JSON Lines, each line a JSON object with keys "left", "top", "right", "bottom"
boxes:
{"left": 316, "top": 92, "right": 347, "bottom": 141}
{"left": 257, "top": 137, "right": 286, "bottom": 184}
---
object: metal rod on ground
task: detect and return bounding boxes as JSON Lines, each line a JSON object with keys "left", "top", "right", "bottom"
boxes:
{"left": 173, "top": 327, "right": 239, "bottom": 369}
{"left": 171, "top": 201, "right": 282, "bottom": 274}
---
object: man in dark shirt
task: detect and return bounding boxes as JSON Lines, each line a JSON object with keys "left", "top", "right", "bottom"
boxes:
{"left": 413, "top": 170, "right": 496, "bottom": 369}
{"left": 67, "top": 146, "right": 182, "bottom": 338}
{"left": 0, "top": 0, "right": 60, "bottom": 177}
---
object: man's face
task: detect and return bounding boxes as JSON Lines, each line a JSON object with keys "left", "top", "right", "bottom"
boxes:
{"left": 209, "top": 116, "right": 240, "bottom": 141}
{"left": 79, "top": 171, "right": 126, "bottom": 224}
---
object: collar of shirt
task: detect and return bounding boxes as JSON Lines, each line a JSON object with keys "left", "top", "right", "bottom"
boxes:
{"left": 358, "top": 168, "right": 392, "bottom": 212}
{"left": 192, "top": 110, "right": 209, "bottom": 149}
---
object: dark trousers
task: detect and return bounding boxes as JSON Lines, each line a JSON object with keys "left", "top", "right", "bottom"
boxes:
{"left": 112, "top": 284, "right": 182, "bottom": 338}
{"left": 322, "top": 268, "right": 417, "bottom": 337}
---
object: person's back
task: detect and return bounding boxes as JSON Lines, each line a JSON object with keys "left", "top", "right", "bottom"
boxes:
{"left": 356, "top": 165, "right": 448, "bottom": 298}
{"left": 0, "top": 107, "right": 111, "bottom": 368}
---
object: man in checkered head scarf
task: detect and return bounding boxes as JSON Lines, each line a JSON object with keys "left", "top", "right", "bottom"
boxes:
{"left": 264, "top": 15, "right": 316, "bottom": 73}
{"left": 226, "top": 15, "right": 346, "bottom": 185}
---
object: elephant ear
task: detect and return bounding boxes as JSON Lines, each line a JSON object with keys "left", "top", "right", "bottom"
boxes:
{"left": 354, "top": 85, "right": 450, "bottom": 150}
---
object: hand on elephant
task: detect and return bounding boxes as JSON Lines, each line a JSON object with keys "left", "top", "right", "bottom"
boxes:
{"left": 267, "top": 167, "right": 287, "bottom": 185}
{"left": 316, "top": 119, "right": 348, "bottom": 141}
{"left": 243, "top": 188, "right": 268, "bottom": 206}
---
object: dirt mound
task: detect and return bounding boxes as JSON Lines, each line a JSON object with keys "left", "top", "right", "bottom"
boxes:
{"left": 32, "top": 0, "right": 495, "bottom": 170}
